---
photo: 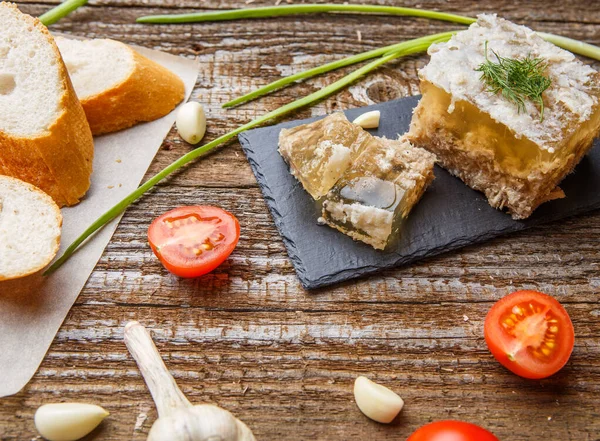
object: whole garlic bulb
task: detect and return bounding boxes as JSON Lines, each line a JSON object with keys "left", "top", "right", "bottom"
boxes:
{"left": 148, "top": 404, "right": 255, "bottom": 441}
{"left": 124, "top": 321, "right": 255, "bottom": 441}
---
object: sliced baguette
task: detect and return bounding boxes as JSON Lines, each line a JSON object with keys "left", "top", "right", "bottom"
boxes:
{"left": 0, "top": 175, "right": 62, "bottom": 281}
{"left": 56, "top": 37, "right": 186, "bottom": 135}
{"left": 0, "top": 2, "right": 94, "bottom": 207}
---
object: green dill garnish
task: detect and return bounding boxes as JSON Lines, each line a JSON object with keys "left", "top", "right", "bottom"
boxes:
{"left": 476, "top": 41, "right": 552, "bottom": 121}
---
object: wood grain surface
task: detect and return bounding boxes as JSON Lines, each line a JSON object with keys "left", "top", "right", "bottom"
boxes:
{"left": 2, "top": 1, "right": 600, "bottom": 440}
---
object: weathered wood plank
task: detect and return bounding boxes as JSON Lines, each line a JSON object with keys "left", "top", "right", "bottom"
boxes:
{"left": 1, "top": 1, "right": 600, "bottom": 440}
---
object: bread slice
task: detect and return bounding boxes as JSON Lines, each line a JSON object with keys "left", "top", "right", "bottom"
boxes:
{"left": 408, "top": 15, "right": 600, "bottom": 219}
{"left": 0, "top": 2, "right": 94, "bottom": 207}
{"left": 55, "top": 37, "right": 186, "bottom": 135}
{"left": 0, "top": 175, "right": 62, "bottom": 281}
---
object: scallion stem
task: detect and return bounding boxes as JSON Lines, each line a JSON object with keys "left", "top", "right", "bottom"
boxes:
{"left": 140, "top": 4, "right": 600, "bottom": 109}
{"left": 137, "top": 4, "right": 600, "bottom": 64}
{"left": 39, "top": 0, "right": 88, "bottom": 26}
{"left": 224, "top": 31, "right": 456, "bottom": 108}
{"left": 537, "top": 32, "right": 600, "bottom": 61}
{"left": 46, "top": 45, "right": 429, "bottom": 274}
{"left": 224, "top": 34, "right": 599, "bottom": 109}
{"left": 137, "top": 4, "right": 475, "bottom": 25}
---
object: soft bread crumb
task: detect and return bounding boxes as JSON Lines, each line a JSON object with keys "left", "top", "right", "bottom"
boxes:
{"left": 0, "top": 4, "right": 63, "bottom": 136}
{"left": 0, "top": 175, "right": 62, "bottom": 281}
{"left": 0, "top": 2, "right": 94, "bottom": 208}
{"left": 55, "top": 37, "right": 134, "bottom": 99}
{"left": 55, "top": 36, "right": 185, "bottom": 135}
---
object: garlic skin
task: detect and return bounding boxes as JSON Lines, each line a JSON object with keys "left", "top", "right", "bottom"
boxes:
{"left": 148, "top": 404, "right": 255, "bottom": 441}
{"left": 352, "top": 110, "right": 381, "bottom": 129}
{"left": 353, "top": 376, "right": 404, "bottom": 424}
{"left": 34, "top": 403, "right": 109, "bottom": 441}
{"left": 176, "top": 101, "right": 206, "bottom": 144}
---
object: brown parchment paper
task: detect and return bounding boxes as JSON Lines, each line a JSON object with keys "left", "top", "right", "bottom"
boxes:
{"left": 0, "top": 46, "right": 199, "bottom": 397}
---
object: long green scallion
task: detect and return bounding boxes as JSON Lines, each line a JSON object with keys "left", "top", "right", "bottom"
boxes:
{"left": 138, "top": 5, "right": 600, "bottom": 109}
{"left": 137, "top": 4, "right": 600, "bottom": 63}
{"left": 39, "top": 0, "right": 87, "bottom": 26}
{"left": 225, "top": 31, "right": 457, "bottom": 108}
{"left": 137, "top": 4, "right": 475, "bottom": 25}
{"left": 45, "top": 34, "right": 451, "bottom": 274}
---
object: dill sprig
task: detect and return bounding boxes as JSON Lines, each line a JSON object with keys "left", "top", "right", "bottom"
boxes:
{"left": 476, "top": 42, "right": 552, "bottom": 121}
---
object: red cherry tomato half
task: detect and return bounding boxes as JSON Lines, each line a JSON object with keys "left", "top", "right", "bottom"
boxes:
{"left": 148, "top": 206, "right": 240, "bottom": 278}
{"left": 484, "top": 290, "right": 574, "bottom": 379}
{"left": 407, "top": 420, "right": 499, "bottom": 441}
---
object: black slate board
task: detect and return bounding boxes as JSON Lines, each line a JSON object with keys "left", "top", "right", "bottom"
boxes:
{"left": 239, "top": 96, "right": 600, "bottom": 289}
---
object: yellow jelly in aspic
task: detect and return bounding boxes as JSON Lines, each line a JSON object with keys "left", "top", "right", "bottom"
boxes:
{"left": 418, "top": 81, "right": 558, "bottom": 178}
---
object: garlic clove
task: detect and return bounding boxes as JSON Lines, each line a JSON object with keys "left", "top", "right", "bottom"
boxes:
{"left": 352, "top": 110, "right": 381, "bottom": 129}
{"left": 353, "top": 376, "right": 404, "bottom": 424}
{"left": 34, "top": 403, "right": 109, "bottom": 441}
{"left": 176, "top": 101, "right": 207, "bottom": 145}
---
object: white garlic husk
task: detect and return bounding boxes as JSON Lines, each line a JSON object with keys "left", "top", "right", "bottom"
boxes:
{"left": 34, "top": 403, "right": 109, "bottom": 441}
{"left": 176, "top": 101, "right": 206, "bottom": 144}
{"left": 353, "top": 376, "right": 404, "bottom": 423}
{"left": 148, "top": 404, "right": 255, "bottom": 441}
{"left": 352, "top": 110, "right": 381, "bottom": 129}
{"left": 124, "top": 321, "right": 255, "bottom": 441}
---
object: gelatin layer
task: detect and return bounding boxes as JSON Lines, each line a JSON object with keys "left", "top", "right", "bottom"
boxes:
{"left": 278, "top": 113, "right": 375, "bottom": 200}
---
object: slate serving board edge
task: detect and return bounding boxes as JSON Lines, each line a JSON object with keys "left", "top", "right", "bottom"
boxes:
{"left": 240, "top": 134, "right": 310, "bottom": 283}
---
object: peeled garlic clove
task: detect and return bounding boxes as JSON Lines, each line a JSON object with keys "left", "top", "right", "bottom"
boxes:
{"left": 353, "top": 376, "right": 404, "bottom": 423}
{"left": 34, "top": 403, "right": 109, "bottom": 441}
{"left": 176, "top": 101, "right": 207, "bottom": 144}
{"left": 352, "top": 110, "right": 380, "bottom": 129}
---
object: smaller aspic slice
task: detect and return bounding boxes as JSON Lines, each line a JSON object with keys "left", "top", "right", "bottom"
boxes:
{"left": 278, "top": 112, "right": 376, "bottom": 199}
{"left": 322, "top": 136, "right": 436, "bottom": 250}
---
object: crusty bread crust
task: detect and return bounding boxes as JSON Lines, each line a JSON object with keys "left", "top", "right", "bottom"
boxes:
{"left": 79, "top": 44, "right": 185, "bottom": 135}
{"left": 0, "top": 175, "right": 62, "bottom": 281}
{"left": 0, "top": 2, "right": 94, "bottom": 207}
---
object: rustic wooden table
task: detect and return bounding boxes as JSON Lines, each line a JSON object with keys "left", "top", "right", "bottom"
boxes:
{"left": 2, "top": 1, "right": 600, "bottom": 440}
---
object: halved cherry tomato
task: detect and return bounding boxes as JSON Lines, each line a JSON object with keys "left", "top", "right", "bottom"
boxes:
{"left": 407, "top": 420, "right": 499, "bottom": 441}
{"left": 148, "top": 206, "right": 240, "bottom": 278}
{"left": 484, "top": 290, "right": 574, "bottom": 379}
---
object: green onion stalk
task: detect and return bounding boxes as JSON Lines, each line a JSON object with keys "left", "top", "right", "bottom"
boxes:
{"left": 225, "top": 31, "right": 456, "bottom": 108}
{"left": 137, "top": 4, "right": 475, "bottom": 25}
{"left": 48, "top": 4, "right": 600, "bottom": 271}
{"left": 39, "top": 0, "right": 87, "bottom": 26}
{"left": 137, "top": 4, "right": 600, "bottom": 64}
